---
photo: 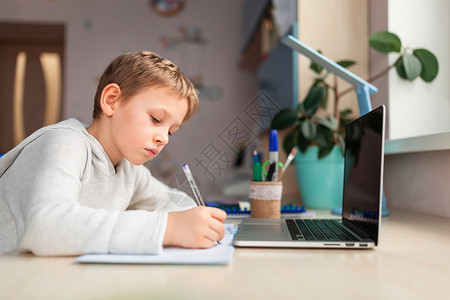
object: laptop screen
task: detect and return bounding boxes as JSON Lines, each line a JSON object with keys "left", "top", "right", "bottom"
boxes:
{"left": 342, "top": 106, "right": 385, "bottom": 245}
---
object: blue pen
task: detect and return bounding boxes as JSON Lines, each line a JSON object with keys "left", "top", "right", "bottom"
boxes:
{"left": 269, "top": 129, "right": 279, "bottom": 182}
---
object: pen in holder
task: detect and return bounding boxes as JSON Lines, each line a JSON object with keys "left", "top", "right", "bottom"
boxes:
{"left": 249, "top": 181, "right": 283, "bottom": 218}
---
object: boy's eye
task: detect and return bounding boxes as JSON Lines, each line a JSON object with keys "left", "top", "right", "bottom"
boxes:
{"left": 152, "top": 115, "right": 173, "bottom": 137}
{"left": 151, "top": 115, "right": 160, "bottom": 123}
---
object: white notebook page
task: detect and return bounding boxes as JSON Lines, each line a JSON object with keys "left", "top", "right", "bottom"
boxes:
{"left": 75, "top": 224, "right": 236, "bottom": 265}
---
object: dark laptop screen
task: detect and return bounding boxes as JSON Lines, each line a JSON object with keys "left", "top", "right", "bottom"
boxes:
{"left": 342, "top": 106, "right": 385, "bottom": 245}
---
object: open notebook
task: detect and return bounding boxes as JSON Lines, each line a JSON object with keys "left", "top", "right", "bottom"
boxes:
{"left": 75, "top": 224, "right": 236, "bottom": 265}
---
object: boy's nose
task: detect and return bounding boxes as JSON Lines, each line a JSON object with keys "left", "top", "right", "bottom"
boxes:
{"left": 154, "top": 132, "right": 169, "bottom": 146}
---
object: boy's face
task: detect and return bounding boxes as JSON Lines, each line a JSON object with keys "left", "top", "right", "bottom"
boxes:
{"left": 108, "top": 86, "right": 188, "bottom": 166}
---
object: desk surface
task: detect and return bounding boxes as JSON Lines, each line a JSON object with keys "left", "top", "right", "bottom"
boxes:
{"left": 1, "top": 209, "right": 449, "bottom": 300}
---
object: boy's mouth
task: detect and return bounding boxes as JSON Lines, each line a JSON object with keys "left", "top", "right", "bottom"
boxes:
{"left": 145, "top": 148, "right": 159, "bottom": 157}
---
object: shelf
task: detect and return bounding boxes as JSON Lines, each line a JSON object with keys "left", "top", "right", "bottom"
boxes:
{"left": 385, "top": 131, "right": 450, "bottom": 155}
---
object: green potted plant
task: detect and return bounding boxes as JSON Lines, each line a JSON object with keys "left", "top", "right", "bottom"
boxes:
{"left": 270, "top": 57, "right": 355, "bottom": 209}
{"left": 270, "top": 31, "right": 439, "bottom": 209}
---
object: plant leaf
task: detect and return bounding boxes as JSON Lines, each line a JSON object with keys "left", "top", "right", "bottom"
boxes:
{"left": 311, "top": 80, "right": 329, "bottom": 109}
{"left": 337, "top": 60, "right": 356, "bottom": 69}
{"left": 339, "top": 117, "right": 352, "bottom": 129}
{"left": 395, "top": 58, "right": 408, "bottom": 79}
{"left": 315, "top": 125, "right": 334, "bottom": 159}
{"left": 310, "top": 79, "right": 325, "bottom": 91}
{"left": 315, "top": 126, "right": 333, "bottom": 149}
{"left": 270, "top": 108, "right": 298, "bottom": 130}
{"left": 296, "top": 102, "right": 304, "bottom": 114}
{"left": 318, "top": 144, "right": 334, "bottom": 159}
{"left": 369, "top": 31, "right": 402, "bottom": 53}
{"left": 339, "top": 108, "right": 353, "bottom": 127}
{"left": 402, "top": 53, "right": 422, "bottom": 81}
{"left": 319, "top": 87, "right": 329, "bottom": 109}
{"left": 413, "top": 48, "right": 439, "bottom": 82}
{"left": 296, "top": 129, "right": 309, "bottom": 153}
{"left": 310, "top": 61, "right": 323, "bottom": 74}
{"left": 303, "top": 84, "right": 327, "bottom": 117}
{"left": 300, "top": 120, "right": 317, "bottom": 140}
{"left": 282, "top": 129, "right": 296, "bottom": 156}
{"left": 339, "top": 108, "right": 352, "bottom": 117}
{"left": 314, "top": 116, "right": 338, "bottom": 130}
{"left": 310, "top": 50, "right": 324, "bottom": 74}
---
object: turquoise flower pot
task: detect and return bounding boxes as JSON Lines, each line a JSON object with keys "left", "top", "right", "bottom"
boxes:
{"left": 294, "top": 145, "right": 344, "bottom": 209}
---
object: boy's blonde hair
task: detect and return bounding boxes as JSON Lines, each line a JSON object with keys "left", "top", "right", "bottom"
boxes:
{"left": 92, "top": 51, "right": 198, "bottom": 121}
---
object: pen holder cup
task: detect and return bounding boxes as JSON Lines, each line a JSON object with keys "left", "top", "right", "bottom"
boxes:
{"left": 249, "top": 181, "right": 283, "bottom": 218}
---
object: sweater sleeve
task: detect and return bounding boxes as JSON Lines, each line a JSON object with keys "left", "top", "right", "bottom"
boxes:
{"left": 128, "top": 165, "right": 196, "bottom": 212}
{"left": 8, "top": 130, "right": 168, "bottom": 256}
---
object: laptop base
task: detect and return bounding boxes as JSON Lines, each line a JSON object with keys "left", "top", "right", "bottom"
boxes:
{"left": 233, "top": 218, "right": 375, "bottom": 249}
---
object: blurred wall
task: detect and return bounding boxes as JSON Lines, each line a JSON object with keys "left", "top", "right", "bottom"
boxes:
{"left": 0, "top": 0, "right": 260, "bottom": 197}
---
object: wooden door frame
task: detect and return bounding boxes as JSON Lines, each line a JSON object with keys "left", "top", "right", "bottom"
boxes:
{"left": 0, "top": 21, "right": 65, "bottom": 152}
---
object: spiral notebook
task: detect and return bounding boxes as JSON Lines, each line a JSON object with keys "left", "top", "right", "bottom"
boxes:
{"left": 75, "top": 224, "right": 237, "bottom": 265}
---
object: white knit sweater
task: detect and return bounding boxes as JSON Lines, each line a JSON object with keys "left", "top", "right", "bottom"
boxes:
{"left": 0, "top": 119, "right": 195, "bottom": 256}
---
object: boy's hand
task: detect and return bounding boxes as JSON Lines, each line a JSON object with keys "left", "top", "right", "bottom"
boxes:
{"left": 163, "top": 206, "right": 226, "bottom": 249}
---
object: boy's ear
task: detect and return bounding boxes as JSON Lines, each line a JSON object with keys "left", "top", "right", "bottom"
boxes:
{"left": 100, "top": 83, "right": 122, "bottom": 117}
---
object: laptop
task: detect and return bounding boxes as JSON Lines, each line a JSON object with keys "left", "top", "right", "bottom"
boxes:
{"left": 233, "top": 105, "right": 385, "bottom": 249}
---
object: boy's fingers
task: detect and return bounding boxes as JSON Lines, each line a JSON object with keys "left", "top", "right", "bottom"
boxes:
{"left": 209, "top": 218, "right": 225, "bottom": 240}
{"left": 201, "top": 239, "right": 216, "bottom": 249}
{"left": 204, "top": 229, "right": 222, "bottom": 245}
{"left": 208, "top": 207, "right": 226, "bottom": 221}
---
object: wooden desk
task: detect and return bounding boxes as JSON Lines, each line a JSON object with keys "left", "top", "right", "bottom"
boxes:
{"left": 1, "top": 209, "right": 449, "bottom": 300}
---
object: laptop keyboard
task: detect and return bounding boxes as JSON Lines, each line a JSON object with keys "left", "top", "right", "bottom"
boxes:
{"left": 286, "top": 219, "right": 359, "bottom": 241}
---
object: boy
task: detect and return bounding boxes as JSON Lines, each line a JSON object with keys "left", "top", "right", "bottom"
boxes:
{"left": 0, "top": 51, "right": 226, "bottom": 256}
